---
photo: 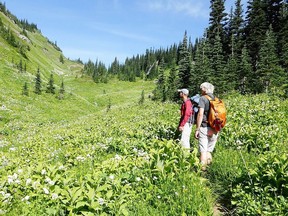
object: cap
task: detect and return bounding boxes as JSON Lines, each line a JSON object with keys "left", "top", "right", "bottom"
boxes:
{"left": 178, "top": 88, "right": 189, "bottom": 95}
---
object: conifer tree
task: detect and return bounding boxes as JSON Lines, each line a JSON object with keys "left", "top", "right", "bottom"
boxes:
{"left": 210, "top": 32, "right": 226, "bottom": 93}
{"left": 22, "top": 82, "right": 29, "bottom": 96}
{"left": 138, "top": 90, "right": 145, "bottom": 105}
{"left": 152, "top": 58, "right": 166, "bottom": 101}
{"left": 256, "top": 26, "right": 286, "bottom": 93}
{"left": 166, "top": 59, "right": 179, "bottom": 101}
{"left": 238, "top": 46, "right": 253, "bottom": 94}
{"left": 278, "top": 1, "right": 288, "bottom": 68}
{"left": 178, "top": 31, "right": 192, "bottom": 89}
{"left": 193, "top": 38, "right": 212, "bottom": 94}
{"left": 58, "top": 79, "right": 65, "bottom": 100}
{"left": 59, "top": 54, "right": 64, "bottom": 64}
{"left": 207, "top": 0, "right": 228, "bottom": 48}
{"left": 227, "top": 0, "right": 245, "bottom": 58}
{"left": 245, "top": 0, "right": 269, "bottom": 69}
{"left": 34, "top": 67, "right": 42, "bottom": 95}
{"left": 46, "top": 73, "right": 55, "bottom": 94}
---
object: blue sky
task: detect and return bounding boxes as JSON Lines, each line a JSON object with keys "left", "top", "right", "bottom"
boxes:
{"left": 5, "top": 0, "right": 247, "bottom": 66}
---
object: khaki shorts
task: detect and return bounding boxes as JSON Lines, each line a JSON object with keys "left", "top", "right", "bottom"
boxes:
{"left": 198, "top": 127, "right": 218, "bottom": 153}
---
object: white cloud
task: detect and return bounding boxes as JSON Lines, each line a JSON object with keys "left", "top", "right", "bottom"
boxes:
{"left": 144, "top": 0, "right": 209, "bottom": 18}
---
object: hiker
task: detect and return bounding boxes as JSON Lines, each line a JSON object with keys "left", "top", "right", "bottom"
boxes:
{"left": 194, "top": 82, "right": 219, "bottom": 168}
{"left": 178, "top": 88, "right": 193, "bottom": 149}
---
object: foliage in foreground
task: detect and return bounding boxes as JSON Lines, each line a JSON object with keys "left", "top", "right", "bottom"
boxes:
{"left": 0, "top": 102, "right": 214, "bottom": 216}
{"left": 208, "top": 92, "right": 288, "bottom": 215}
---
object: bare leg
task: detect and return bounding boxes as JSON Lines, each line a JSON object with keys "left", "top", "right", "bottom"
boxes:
{"left": 207, "top": 152, "right": 212, "bottom": 165}
{"left": 200, "top": 152, "right": 207, "bottom": 170}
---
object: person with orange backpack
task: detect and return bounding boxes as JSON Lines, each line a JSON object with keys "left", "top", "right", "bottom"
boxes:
{"left": 194, "top": 82, "right": 226, "bottom": 170}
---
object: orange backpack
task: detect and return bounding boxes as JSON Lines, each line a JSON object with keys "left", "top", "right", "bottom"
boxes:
{"left": 205, "top": 95, "right": 227, "bottom": 132}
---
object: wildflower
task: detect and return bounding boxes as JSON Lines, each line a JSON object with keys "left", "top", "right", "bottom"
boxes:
{"left": 21, "top": 196, "right": 30, "bottom": 201}
{"left": 136, "top": 177, "right": 141, "bottom": 182}
{"left": 9, "top": 147, "right": 16, "bottom": 151}
{"left": 4, "top": 193, "right": 11, "bottom": 199}
{"left": 76, "top": 156, "right": 85, "bottom": 162}
{"left": 48, "top": 180, "right": 55, "bottom": 186}
{"left": 114, "top": 154, "right": 121, "bottom": 161}
{"left": 175, "top": 192, "right": 179, "bottom": 196}
{"left": 41, "top": 169, "right": 47, "bottom": 175}
{"left": 45, "top": 177, "right": 51, "bottom": 183}
{"left": 51, "top": 193, "right": 58, "bottom": 200}
{"left": 43, "top": 188, "right": 49, "bottom": 194}
{"left": 26, "top": 178, "right": 32, "bottom": 185}
{"left": 153, "top": 176, "right": 158, "bottom": 180}
{"left": 15, "top": 179, "right": 21, "bottom": 184}
{"left": 109, "top": 175, "right": 114, "bottom": 180}
{"left": 18, "top": 169, "right": 23, "bottom": 174}
{"left": 7, "top": 176, "right": 14, "bottom": 184}
{"left": 157, "top": 195, "right": 161, "bottom": 199}
{"left": 32, "top": 181, "right": 39, "bottom": 189}
{"left": 58, "top": 165, "right": 65, "bottom": 170}
{"left": 98, "top": 198, "right": 105, "bottom": 205}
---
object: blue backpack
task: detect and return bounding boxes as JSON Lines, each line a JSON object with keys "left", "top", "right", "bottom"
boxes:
{"left": 190, "top": 94, "right": 200, "bottom": 124}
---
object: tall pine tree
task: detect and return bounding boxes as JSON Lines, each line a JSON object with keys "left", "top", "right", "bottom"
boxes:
{"left": 46, "top": 73, "right": 55, "bottom": 94}
{"left": 256, "top": 26, "right": 286, "bottom": 93}
{"left": 178, "top": 31, "right": 192, "bottom": 89}
{"left": 34, "top": 67, "right": 42, "bottom": 95}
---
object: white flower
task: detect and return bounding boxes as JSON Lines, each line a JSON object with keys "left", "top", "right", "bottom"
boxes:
{"left": 51, "top": 193, "right": 58, "bottom": 200}
{"left": 114, "top": 154, "right": 121, "bottom": 161}
{"left": 48, "top": 180, "right": 55, "bottom": 186}
{"left": 109, "top": 175, "right": 114, "bottom": 180}
{"left": 15, "top": 179, "right": 21, "bottom": 184}
{"left": 175, "top": 192, "right": 179, "bottom": 196}
{"left": 32, "top": 181, "right": 39, "bottom": 189}
{"left": 98, "top": 198, "right": 105, "bottom": 205}
{"left": 76, "top": 156, "right": 85, "bottom": 161}
{"left": 18, "top": 169, "right": 23, "bottom": 174}
{"left": 157, "top": 195, "right": 161, "bottom": 199}
{"left": 0, "top": 191, "right": 5, "bottom": 196}
{"left": 21, "top": 195, "right": 30, "bottom": 201}
{"left": 26, "top": 178, "right": 32, "bottom": 185}
{"left": 9, "top": 147, "right": 16, "bottom": 151}
{"left": 12, "top": 173, "right": 18, "bottom": 179}
{"left": 4, "top": 193, "right": 11, "bottom": 199}
{"left": 153, "top": 176, "right": 158, "bottom": 180}
{"left": 7, "top": 176, "right": 14, "bottom": 184}
{"left": 43, "top": 188, "right": 49, "bottom": 194}
{"left": 136, "top": 177, "right": 141, "bottom": 182}
{"left": 45, "top": 177, "right": 51, "bottom": 183}
{"left": 58, "top": 165, "right": 65, "bottom": 170}
{"left": 41, "top": 169, "right": 47, "bottom": 175}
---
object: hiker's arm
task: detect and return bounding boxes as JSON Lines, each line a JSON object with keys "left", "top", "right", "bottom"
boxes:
{"left": 195, "top": 107, "right": 204, "bottom": 138}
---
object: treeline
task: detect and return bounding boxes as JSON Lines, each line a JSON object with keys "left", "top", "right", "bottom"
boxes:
{"left": 83, "top": 0, "right": 288, "bottom": 99}
{"left": 0, "top": 2, "right": 38, "bottom": 32}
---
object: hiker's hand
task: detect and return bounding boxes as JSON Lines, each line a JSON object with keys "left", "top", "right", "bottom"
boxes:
{"left": 194, "top": 130, "right": 199, "bottom": 139}
{"left": 178, "top": 126, "right": 184, "bottom": 132}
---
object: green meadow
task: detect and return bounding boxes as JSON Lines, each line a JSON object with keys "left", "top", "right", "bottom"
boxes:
{"left": 1, "top": 5, "right": 288, "bottom": 215}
